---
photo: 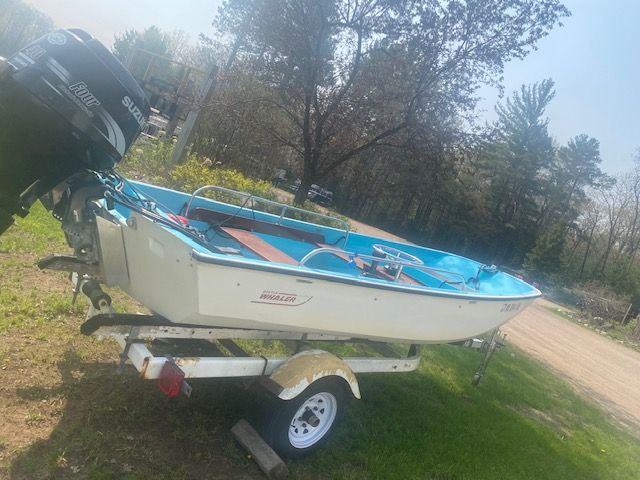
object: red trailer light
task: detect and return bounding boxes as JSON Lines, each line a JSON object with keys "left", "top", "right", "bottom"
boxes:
{"left": 158, "top": 360, "right": 185, "bottom": 398}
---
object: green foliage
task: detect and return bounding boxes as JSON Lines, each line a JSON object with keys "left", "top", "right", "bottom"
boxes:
{"left": 111, "top": 29, "right": 140, "bottom": 62}
{"left": 170, "top": 159, "right": 278, "bottom": 200}
{"left": 215, "top": 0, "right": 569, "bottom": 203}
{"left": 119, "top": 138, "right": 277, "bottom": 200}
{"left": 602, "top": 255, "right": 640, "bottom": 301}
{"left": 118, "top": 138, "right": 174, "bottom": 184}
{"left": 112, "top": 26, "right": 170, "bottom": 62}
{"left": 524, "top": 225, "right": 567, "bottom": 279}
{"left": 481, "top": 79, "right": 557, "bottom": 264}
{"left": 554, "top": 135, "right": 613, "bottom": 206}
{"left": 117, "top": 138, "right": 348, "bottom": 228}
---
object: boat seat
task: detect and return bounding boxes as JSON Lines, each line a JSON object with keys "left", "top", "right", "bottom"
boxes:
{"left": 221, "top": 227, "right": 298, "bottom": 265}
{"left": 188, "top": 207, "right": 326, "bottom": 244}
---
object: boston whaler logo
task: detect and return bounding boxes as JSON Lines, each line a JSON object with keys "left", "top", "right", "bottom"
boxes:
{"left": 122, "top": 96, "right": 146, "bottom": 128}
{"left": 252, "top": 290, "right": 312, "bottom": 307}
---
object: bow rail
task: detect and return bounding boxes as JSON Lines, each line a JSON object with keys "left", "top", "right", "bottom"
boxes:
{"left": 184, "top": 185, "right": 350, "bottom": 247}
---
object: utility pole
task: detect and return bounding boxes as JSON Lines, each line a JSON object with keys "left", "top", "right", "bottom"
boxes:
{"left": 170, "top": 63, "right": 218, "bottom": 165}
{"left": 169, "top": 32, "right": 245, "bottom": 166}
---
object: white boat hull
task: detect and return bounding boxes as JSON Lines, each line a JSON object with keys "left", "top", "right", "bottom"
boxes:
{"left": 108, "top": 214, "right": 535, "bottom": 344}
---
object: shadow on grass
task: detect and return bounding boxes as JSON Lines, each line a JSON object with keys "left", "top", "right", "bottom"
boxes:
{"left": 289, "top": 345, "right": 639, "bottom": 480}
{"left": 10, "top": 345, "right": 640, "bottom": 480}
{"left": 10, "top": 350, "right": 266, "bottom": 480}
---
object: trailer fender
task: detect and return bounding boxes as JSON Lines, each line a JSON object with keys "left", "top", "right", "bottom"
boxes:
{"left": 262, "top": 349, "right": 361, "bottom": 400}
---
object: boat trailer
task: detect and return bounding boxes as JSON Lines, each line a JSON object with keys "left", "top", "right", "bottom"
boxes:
{"left": 81, "top": 301, "right": 503, "bottom": 457}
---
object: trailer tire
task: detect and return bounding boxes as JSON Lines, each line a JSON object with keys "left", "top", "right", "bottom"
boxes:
{"left": 264, "top": 376, "right": 348, "bottom": 458}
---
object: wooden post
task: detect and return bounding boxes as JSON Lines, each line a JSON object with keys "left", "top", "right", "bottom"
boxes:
{"left": 621, "top": 303, "right": 633, "bottom": 326}
{"left": 231, "top": 419, "right": 288, "bottom": 479}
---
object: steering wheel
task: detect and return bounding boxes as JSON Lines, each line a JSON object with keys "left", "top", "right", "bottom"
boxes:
{"left": 372, "top": 244, "right": 424, "bottom": 266}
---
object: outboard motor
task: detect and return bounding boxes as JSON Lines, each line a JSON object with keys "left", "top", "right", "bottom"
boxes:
{"left": 0, "top": 29, "right": 149, "bottom": 234}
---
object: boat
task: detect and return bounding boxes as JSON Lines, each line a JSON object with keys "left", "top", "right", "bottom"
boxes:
{"left": 85, "top": 179, "right": 540, "bottom": 344}
{"left": 0, "top": 29, "right": 541, "bottom": 346}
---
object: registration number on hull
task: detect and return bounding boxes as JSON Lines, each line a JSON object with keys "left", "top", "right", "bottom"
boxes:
{"left": 500, "top": 302, "right": 521, "bottom": 313}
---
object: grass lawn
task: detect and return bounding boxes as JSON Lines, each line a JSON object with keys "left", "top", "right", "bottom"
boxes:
{"left": 1, "top": 204, "right": 639, "bottom": 480}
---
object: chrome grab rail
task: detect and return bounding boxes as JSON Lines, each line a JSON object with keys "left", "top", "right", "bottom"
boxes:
{"left": 298, "top": 247, "right": 473, "bottom": 290}
{"left": 183, "top": 185, "right": 350, "bottom": 246}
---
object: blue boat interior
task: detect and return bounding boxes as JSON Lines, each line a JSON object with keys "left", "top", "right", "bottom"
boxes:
{"left": 111, "top": 179, "right": 539, "bottom": 298}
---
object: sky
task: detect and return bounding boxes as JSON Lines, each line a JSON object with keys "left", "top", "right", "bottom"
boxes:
{"left": 479, "top": 0, "right": 640, "bottom": 175}
{"left": 26, "top": 0, "right": 222, "bottom": 46}
{"left": 27, "top": 0, "right": 639, "bottom": 174}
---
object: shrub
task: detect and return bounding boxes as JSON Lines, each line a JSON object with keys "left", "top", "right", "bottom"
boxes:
{"left": 117, "top": 137, "right": 350, "bottom": 229}
{"left": 118, "top": 138, "right": 174, "bottom": 184}
{"left": 283, "top": 200, "right": 351, "bottom": 230}
{"left": 170, "top": 161, "right": 349, "bottom": 229}
{"left": 170, "top": 159, "right": 277, "bottom": 200}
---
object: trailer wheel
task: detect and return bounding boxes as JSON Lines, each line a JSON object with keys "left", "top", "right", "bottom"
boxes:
{"left": 264, "top": 376, "right": 348, "bottom": 458}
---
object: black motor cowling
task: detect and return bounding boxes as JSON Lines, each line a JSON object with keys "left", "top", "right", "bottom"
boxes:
{"left": 0, "top": 29, "right": 149, "bottom": 233}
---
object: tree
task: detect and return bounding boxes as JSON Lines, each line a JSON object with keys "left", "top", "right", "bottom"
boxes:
{"left": 550, "top": 134, "right": 612, "bottom": 221}
{"left": 524, "top": 224, "right": 566, "bottom": 278}
{"left": 215, "top": 0, "right": 570, "bottom": 203}
{"left": 112, "top": 26, "right": 215, "bottom": 68}
{"left": 596, "top": 180, "right": 629, "bottom": 275}
{"left": 560, "top": 157, "right": 640, "bottom": 292}
{"left": 112, "top": 26, "right": 173, "bottom": 62}
{"left": 0, "top": 0, "right": 53, "bottom": 57}
{"left": 192, "top": 71, "right": 294, "bottom": 176}
{"left": 481, "top": 79, "right": 557, "bottom": 263}
{"left": 575, "top": 199, "right": 602, "bottom": 281}
{"left": 616, "top": 155, "right": 640, "bottom": 262}
{"left": 112, "top": 29, "right": 141, "bottom": 63}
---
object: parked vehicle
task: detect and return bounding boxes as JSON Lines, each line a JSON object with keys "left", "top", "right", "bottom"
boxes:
{"left": 288, "top": 179, "right": 334, "bottom": 206}
{"left": 307, "top": 184, "right": 333, "bottom": 206}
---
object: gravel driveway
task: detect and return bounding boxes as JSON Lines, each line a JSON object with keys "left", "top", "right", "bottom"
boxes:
{"left": 502, "top": 298, "right": 640, "bottom": 435}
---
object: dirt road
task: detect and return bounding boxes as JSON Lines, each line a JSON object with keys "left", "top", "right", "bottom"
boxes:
{"left": 502, "top": 299, "right": 640, "bottom": 434}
